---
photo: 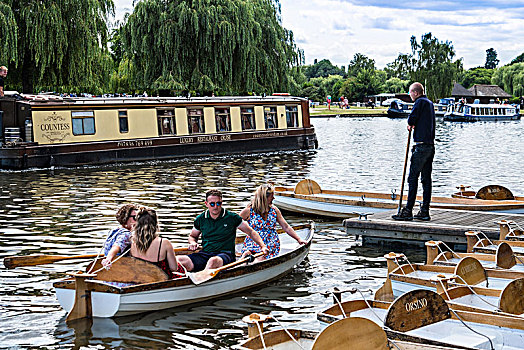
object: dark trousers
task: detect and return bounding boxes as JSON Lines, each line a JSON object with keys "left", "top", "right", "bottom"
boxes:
{"left": 406, "top": 144, "right": 435, "bottom": 212}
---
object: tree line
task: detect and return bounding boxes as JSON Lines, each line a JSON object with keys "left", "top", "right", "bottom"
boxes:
{"left": 0, "top": 0, "right": 522, "bottom": 101}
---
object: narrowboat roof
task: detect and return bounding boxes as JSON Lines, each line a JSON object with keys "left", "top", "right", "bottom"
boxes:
{"left": 463, "top": 103, "right": 517, "bottom": 108}
{"left": 14, "top": 94, "right": 308, "bottom": 107}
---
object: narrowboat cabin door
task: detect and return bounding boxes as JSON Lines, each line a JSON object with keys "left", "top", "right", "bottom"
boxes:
{"left": 0, "top": 95, "right": 317, "bottom": 169}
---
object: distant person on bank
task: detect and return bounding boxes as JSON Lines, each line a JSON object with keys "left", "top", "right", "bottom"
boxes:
{"left": 0, "top": 66, "right": 8, "bottom": 97}
{"left": 240, "top": 183, "right": 307, "bottom": 262}
{"left": 392, "top": 82, "right": 436, "bottom": 221}
{"left": 177, "top": 189, "right": 269, "bottom": 272}
{"left": 101, "top": 204, "right": 138, "bottom": 267}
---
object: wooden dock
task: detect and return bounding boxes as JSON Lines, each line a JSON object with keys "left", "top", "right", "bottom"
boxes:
{"left": 343, "top": 208, "right": 524, "bottom": 249}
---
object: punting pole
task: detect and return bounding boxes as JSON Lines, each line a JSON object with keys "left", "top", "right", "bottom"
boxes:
{"left": 397, "top": 128, "right": 412, "bottom": 214}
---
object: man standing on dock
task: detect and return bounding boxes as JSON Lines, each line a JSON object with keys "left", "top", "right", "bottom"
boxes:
{"left": 392, "top": 82, "right": 435, "bottom": 221}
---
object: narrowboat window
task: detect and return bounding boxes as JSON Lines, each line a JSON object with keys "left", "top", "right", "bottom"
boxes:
{"left": 215, "top": 107, "right": 231, "bottom": 132}
{"left": 119, "top": 111, "right": 129, "bottom": 133}
{"left": 465, "top": 106, "right": 470, "bottom": 114}
{"left": 72, "top": 111, "right": 95, "bottom": 135}
{"left": 286, "top": 105, "right": 299, "bottom": 127}
{"left": 264, "top": 106, "right": 277, "bottom": 129}
{"left": 240, "top": 107, "right": 255, "bottom": 130}
{"left": 157, "top": 109, "right": 176, "bottom": 135}
{"left": 187, "top": 108, "right": 205, "bottom": 134}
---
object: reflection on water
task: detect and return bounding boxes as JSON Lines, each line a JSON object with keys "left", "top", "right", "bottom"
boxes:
{"left": 0, "top": 117, "right": 522, "bottom": 348}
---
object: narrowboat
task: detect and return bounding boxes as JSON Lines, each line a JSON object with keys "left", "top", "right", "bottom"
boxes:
{"left": 444, "top": 102, "right": 520, "bottom": 121}
{"left": 0, "top": 94, "right": 317, "bottom": 169}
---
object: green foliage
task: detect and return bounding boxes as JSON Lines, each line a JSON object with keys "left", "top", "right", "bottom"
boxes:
{"left": 492, "top": 62, "right": 524, "bottom": 97}
{"left": 485, "top": 48, "right": 499, "bottom": 69}
{"left": 384, "top": 77, "right": 408, "bottom": 93}
{"left": 303, "top": 59, "right": 345, "bottom": 79}
{"left": 0, "top": 2, "right": 18, "bottom": 65}
{"left": 1, "top": 0, "right": 114, "bottom": 93}
{"left": 298, "top": 74, "right": 344, "bottom": 101}
{"left": 460, "top": 67, "right": 494, "bottom": 89}
{"left": 510, "top": 52, "right": 524, "bottom": 65}
{"left": 121, "top": 0, "right": 301, "bottom": 95}
{"left": 348, "top": 53, "right": 375, "bottom": 77}
{"left": 390, "top": 33, "right": 462, "bottom": 101}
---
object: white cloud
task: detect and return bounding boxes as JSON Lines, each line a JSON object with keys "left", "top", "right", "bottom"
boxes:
{"left": 112, "top": 0, "right": 524, "bottom": 69}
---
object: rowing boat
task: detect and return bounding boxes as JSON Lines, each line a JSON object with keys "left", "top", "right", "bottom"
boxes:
{"left": 317, "top": 289, "right": 524, "bottom": 350}
{"left": 439, "top": 278, "right": 524, "bottom": 318}
{"left": 426, "top": 240, "right": 524, "bottom": 272}
{"left": 237, "top": 315, "right": 456, "bottom": 349}
{"left": 465, "top": 230, "right": 524, "bottom": 256}
{"left": 53, "top": 223, "right": 314, "bottom": 318}
{"left": 273, "top": 180, "right": 524, "bottom": 218}
{"left": 376, "top": 254, "right": 524, "bottom": 301}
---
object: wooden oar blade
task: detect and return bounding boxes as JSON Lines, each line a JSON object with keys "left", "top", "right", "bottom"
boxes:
{"left": 187, "top": 269, "right": 218, "bottom": 285}
{"left": 3, "top": 254, "right": 99, "bottom": 269}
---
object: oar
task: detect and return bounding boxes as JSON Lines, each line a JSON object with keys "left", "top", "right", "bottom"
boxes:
{"left": 188, "top": 252, "right": 264, "bottom": 285}
{"left": 3, "top": 246, "right": 199, "bottom": 269}
{"left": 397, "top": 128, "right": 412, "bottom": 215}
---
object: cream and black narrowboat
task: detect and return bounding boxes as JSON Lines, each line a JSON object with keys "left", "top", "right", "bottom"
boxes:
{"left": 0, "top": 94, "right": 317, "bottom": 169}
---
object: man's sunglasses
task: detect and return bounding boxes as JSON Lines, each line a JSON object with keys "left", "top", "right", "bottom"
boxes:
{"left": 208, "top": 201, "right": 222, "bottom": 207}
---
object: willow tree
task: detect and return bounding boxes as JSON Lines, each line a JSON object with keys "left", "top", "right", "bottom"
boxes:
{"left": 389, "top": 33, "right": 462, "bottom": 101}
{"left": 0, "top": 0, "right": 114, "bottom": 93}
{"left": 120, "top": 0, "right": 301, "bottom": 95}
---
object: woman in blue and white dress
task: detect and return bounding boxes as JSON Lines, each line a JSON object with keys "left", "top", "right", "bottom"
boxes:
{"left": 240, "top": 184, "right": 306, "bottom": 261}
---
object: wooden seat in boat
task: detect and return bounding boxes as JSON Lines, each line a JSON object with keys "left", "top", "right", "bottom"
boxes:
{"left": 87, "top": 256, "right": 169, "bottom": 284}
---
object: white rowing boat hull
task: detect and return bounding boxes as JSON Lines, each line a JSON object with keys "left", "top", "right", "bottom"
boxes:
{"left": 274, "top": 194, "right": 387, "bottom": 218}
{"left": 55, "top": 225, "right": 313, "bottom": 317}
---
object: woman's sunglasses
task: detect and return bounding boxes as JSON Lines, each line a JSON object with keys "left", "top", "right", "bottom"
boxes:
{"left": 208, "top": 201, "right": 222, "bottom": 207}
{"left": 129, "top": 215, "right": 137, "bottom": 220}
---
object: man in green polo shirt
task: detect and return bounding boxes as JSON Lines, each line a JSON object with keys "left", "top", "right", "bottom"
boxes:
{"left": 178, "top": 189, "right": 269, "bottom": 272}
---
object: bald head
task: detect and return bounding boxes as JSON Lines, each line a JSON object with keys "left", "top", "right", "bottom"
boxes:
{"left": 0, "top": 66, "right": 7, "bottom": 78}
{"left": 409, "top": 82, "right": 424, "bottom": 101}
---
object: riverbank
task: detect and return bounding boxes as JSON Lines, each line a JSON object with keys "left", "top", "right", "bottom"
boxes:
{"left": 310, "top": 106, "right": 387, "bottom": 117}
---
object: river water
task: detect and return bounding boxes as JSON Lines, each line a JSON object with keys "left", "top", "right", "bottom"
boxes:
{"left": 1, "top": 117, "right": 523, "bottom": 349}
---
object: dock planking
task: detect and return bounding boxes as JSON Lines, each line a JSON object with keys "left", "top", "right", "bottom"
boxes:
{"left": 343, "top": 208, "right": 524, "bottom": 249}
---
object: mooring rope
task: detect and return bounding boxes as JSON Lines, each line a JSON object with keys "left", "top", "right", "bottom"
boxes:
{"left": 254, "top": 320, "right": 267, "bottom": 350}
{"left": 439, "top": 241, "right": 462, "bottom": 260}
{"left": 475, "top": 231, "right": 494, "bottom": 246}
{"left": 453, "top": 275, "right": 498, "bottom": 308}
{"left": 329, "top": 290, "right": 347, "bottom": 318}
{"left": 271, "top": 315, "right": 306, "bottom": 350}
{"left": 356, "top": 288, "right": 384, "bottom": 324}
{"left": 449, "top": 308, "right": 495, "bottom": 350}
{"left": 394, "top": 255, "right": 418, "bottom": 277}
{"left": 86, "top": 245, "right": 105, "bottom": 274}
{"left": 92, "top": 248, "right": 131, "bottom": 274}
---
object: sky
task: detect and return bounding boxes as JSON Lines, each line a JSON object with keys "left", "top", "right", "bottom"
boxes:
{"left": 113, "top": 0, "right": 524, "bottom": 69}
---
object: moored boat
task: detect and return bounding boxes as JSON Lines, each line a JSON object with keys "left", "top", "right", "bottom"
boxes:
{"left": 427, "top": 239, "right": 524, "bottom": 272}
{"left": 444, "top": 102, "right": 520, "bottom": 122}
{"left": 0, "top": 94, "right": 317, "bottom": 169}
{"left": 273, "top": 179, "right": 524, "bottom": 218}
{"left": 387, "top": 100, "right": 413, "bottom": 118}
{"left": 53, "top": 223, "right": 314, "bottom": 318}
{"left": 378, "top": 253, "right": 524, "bottom": 300}
{"left": 317, "top": 289, "right": 524, "bottom": 350}
{"left": 237, "top": 315, "right": 456, "bottom": 349}
{"left": 466, "top": 230, "right": 524, "bottom": 256}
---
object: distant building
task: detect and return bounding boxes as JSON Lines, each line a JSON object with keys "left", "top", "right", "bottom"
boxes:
{"left": 451, "top": 82, "right": 511, "bottom": 104}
